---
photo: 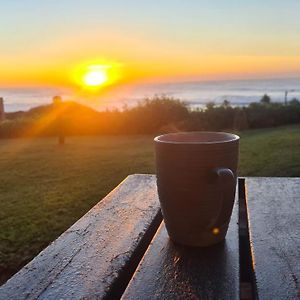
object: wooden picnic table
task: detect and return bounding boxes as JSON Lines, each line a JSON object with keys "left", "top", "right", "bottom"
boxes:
{"left": 0, "top": 175, "right": 299, "bottom": 299}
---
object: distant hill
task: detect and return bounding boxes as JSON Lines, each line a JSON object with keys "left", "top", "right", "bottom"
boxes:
{"left": 2, "top": 101, "right": 107, "bottom": 137}
{"left": 6, "top": 101, "right": 100, "bottom": 120}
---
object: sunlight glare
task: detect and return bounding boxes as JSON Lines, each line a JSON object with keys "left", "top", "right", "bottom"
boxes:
{"left": 71, "top": 61, "right": 122, "bottom": 91}
{"left": 83, "top": 69, "right": 107, "bottom": 87}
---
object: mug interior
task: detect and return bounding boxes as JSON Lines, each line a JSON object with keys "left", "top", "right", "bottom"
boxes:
{"left": 154, "top": 132, "right": 239, "bottom": 144}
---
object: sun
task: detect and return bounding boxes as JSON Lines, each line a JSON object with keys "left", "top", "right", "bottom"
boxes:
{"left": 71, "top": 61, "right": 123, "bottom": 91}
{"left": 83, "top": 67, "right": 108, "bottom": 87}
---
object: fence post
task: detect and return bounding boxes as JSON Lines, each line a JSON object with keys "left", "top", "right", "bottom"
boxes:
{"left": 53, "top": 96, "right": 65, "bottom": 145}
{"left": 0, "top": 97, "right": 5, "bottom": 122}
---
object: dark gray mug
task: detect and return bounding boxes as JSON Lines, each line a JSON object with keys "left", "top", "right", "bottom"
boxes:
{"left": 154, "top": 131, "right": 239, "bottom": 247}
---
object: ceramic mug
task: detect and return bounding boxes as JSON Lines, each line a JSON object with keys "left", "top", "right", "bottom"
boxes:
{"left": 154, "top": 131, "right": 239, "bottom": 247}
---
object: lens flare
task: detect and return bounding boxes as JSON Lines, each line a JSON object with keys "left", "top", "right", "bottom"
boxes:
{"left": 212, "top": 227, "right": 220, "bottom": 235}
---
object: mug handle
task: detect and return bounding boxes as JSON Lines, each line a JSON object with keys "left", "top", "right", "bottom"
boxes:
{"left": 213, "top": 167, "right": 236, "bottom": 227}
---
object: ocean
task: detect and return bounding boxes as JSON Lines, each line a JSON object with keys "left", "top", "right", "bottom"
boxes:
{"left": 1, "top": 77, "right": 300, "bottom": 113}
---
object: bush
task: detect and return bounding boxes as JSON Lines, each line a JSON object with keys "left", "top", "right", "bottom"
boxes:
{"left": 120, "top": 96, "right": 189, "bottom": 133}
{"left": 1, "top": 95, "right": 300, "bottom": 138}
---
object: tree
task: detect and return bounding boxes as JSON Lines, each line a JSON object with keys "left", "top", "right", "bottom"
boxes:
{"left": 260, "top": 94, "right": 271, "bottom": 104}
{"left": 289, "top": 98, "right": 300, "bottom": 106}
{"left": 205, "top": 101, "right": 215, "bottom": 110}
{"left": 222, "top": 99, "right": 231, "bottom": 108}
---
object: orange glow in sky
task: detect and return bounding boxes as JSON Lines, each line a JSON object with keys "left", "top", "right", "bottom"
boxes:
{"left": 1, "top": 1, "right": 300, "bottom": 90}
{"left": 69, "top": 61, "right": 123, "bottom": 95}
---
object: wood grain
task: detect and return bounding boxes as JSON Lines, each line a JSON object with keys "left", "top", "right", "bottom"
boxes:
{"left": 0, "top": 174, "right": 162, "bottom": 300}
{"left": 122, "top": 193, "right": 239, "bottom": 300}
{"left": 245, "top": 177, "right": 300, "bottom": 300}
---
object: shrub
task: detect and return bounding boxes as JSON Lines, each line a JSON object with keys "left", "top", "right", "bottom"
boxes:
{"left": 1, "top": 95, "right": 300, "bottom": 138}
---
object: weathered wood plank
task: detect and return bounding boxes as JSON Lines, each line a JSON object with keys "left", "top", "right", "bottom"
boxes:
{"left": 245, "top": 177, "right": 300, "bottom": 300}
{"left": 122, "top": 193, "right": 239, "bottom": 300}
{"left": 0, "top": 174, "right": 162, "bottom": 300}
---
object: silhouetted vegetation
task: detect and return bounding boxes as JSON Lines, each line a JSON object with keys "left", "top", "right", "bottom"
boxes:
{"left": 260, "top": 94, "right": 271, "bottom": 104}
{"left": 1, "top": 94, "right": 300, "bottom": 138}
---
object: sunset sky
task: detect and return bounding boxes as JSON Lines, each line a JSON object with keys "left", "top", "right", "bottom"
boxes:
{"left": 1, "top": 0, "right": 300, "bottom": 89}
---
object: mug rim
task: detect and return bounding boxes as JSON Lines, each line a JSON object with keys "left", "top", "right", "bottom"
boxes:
{"left": 154, "top": 131, "right": 240, "bottom": 145}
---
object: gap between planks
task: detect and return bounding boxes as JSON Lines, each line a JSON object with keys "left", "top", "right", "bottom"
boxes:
{"left": 239, "top": 178, "right": 257, "bottom": 300}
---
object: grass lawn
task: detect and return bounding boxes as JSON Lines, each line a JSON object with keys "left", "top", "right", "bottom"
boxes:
{"left": 1, "top": 124, "right": 300, "bottom": 284}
